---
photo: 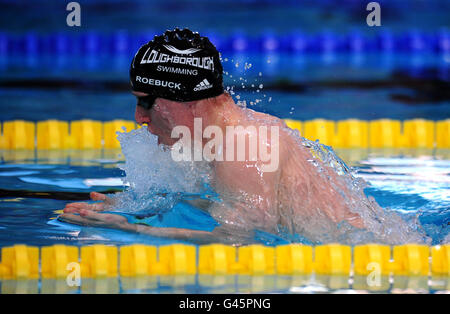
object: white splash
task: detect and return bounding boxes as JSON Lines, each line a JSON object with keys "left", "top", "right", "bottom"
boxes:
{"left": 105, "top": 126, "right": 211, "bottom": 215}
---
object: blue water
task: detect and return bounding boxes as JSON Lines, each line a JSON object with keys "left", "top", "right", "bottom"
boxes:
{"left": 0, "top": 0, "right": 449, "bottom": 295}
{"left": 0, "top": 47, "right": 448, "bottom": 247}
{"left": 1, "top": 0, "right": 449, "bottom": 34}
{"left": 1, "top": 52, "right": 449, "bottom": 122}
{"left": 0, "top": 1, "right": 449, "bottom": 294}
{"left": 0, "top": 149, "right": 448, "bottom": 248}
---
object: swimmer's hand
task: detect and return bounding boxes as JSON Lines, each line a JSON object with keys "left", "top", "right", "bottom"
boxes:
{"left": 63, "top": 192, "right": 112, "bottom": 213}
{"left": 58, "top": 208, "right": 213, "bottom": 242}
{"left": 58, "top": 208, "right": 133, "bottom": 231}
{"left": 58, "top": 207, "right": 252, "bottom": 245}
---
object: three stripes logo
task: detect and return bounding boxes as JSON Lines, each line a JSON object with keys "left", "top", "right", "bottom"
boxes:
{"left": 193, "top": 79, "right": 213, "bottom": 91}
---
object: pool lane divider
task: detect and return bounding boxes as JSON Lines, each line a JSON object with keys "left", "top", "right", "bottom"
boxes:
{"left": 2, "top": 30, "right": 450, "bottom": 55}
{"left": 0, "top": 119, "right": 449, "bottom": 150}
{"left": 0, "top": 244, "right": 448, "bottom": 279}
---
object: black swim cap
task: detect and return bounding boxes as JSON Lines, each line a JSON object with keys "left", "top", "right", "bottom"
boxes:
{"left": 130, "top": 28, "right": 224, "bottom": 103}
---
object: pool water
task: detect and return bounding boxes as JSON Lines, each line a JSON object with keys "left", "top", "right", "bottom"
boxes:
{"left": 1, "top": 52, "right": 449, "bottom": 123}
{"left": 0, "top": 148, "right": 448, "bottom": 248}
{"left": 1, "top": 0, "right": 449, "bottom": 294}
{"left": 0, "top": 35, "right": 449, "bottom": 293}
{"left": 0, "top": 148, "right": 448, "bottom": 293}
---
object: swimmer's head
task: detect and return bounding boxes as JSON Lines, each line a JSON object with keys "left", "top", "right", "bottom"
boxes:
{"left": 134, "top": 91, "right": 232, "bottom": 146}
{"left": 130, "top": 28, "right": 226, "bottom": 145}
{"left": 130, "top": 28, "right": 224, "bottom": 109}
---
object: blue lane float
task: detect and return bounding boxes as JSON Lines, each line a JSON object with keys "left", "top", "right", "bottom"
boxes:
{"left": 1, "top": 30, "right": 450, "bottom": 56}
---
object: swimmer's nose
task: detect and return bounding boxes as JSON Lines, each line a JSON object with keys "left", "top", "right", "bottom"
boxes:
{"left": 135, "top": 105, "right": 151, "bottom": 125}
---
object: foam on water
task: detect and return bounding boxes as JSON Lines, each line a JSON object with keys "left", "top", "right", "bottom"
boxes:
{"left": 105, "top": 126, "right": 212, "bottom": 216}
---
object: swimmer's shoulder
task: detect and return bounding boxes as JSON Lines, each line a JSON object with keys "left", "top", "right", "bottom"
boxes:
{"left": 242, "top": 107, "right": 286, "bottom": 127}
{"left": 243, "top": 108, "right": 297, "bottom": 166}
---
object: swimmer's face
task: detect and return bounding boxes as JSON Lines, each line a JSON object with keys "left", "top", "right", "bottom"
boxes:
{"left": 133, "top": 92, "right": 195, "bottom": 146}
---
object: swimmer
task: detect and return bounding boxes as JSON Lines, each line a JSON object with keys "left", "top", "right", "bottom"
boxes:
{"left": 59, "top": 28, "right": 423, "bottom": 245}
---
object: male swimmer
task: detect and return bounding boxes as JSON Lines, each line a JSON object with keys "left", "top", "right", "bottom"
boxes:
{"left": 59, "top": 28, "right": 423, "bottom": 245}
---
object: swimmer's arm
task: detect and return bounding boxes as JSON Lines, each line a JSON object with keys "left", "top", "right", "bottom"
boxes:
{"left": 63, "top": 192, "right": 113, "bottom": 212}
{"left": 58, "top": 208, "right": 227, "bottom": 244}
{"left": 65, "top": 192, "right": 213, "bottom": 213}
{"left": 132, "top": 222, "right": 251, "bottom": 245}
{"left": 133, "top": 224, "right": 221, "bottom": 244}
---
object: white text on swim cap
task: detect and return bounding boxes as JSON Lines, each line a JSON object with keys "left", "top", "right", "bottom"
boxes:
{"left": 140, "top": 48, "right": 215, "bottom": 71}
{"left": 157, "top": 65, "right": 198, "bottom": 76}
{"left": 135, "top": 76, "right": 181, "bottom": 90}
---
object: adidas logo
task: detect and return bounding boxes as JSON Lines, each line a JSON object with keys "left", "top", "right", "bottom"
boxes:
{"left": 193, "top": 79, "right": 213, "bottom": 91}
